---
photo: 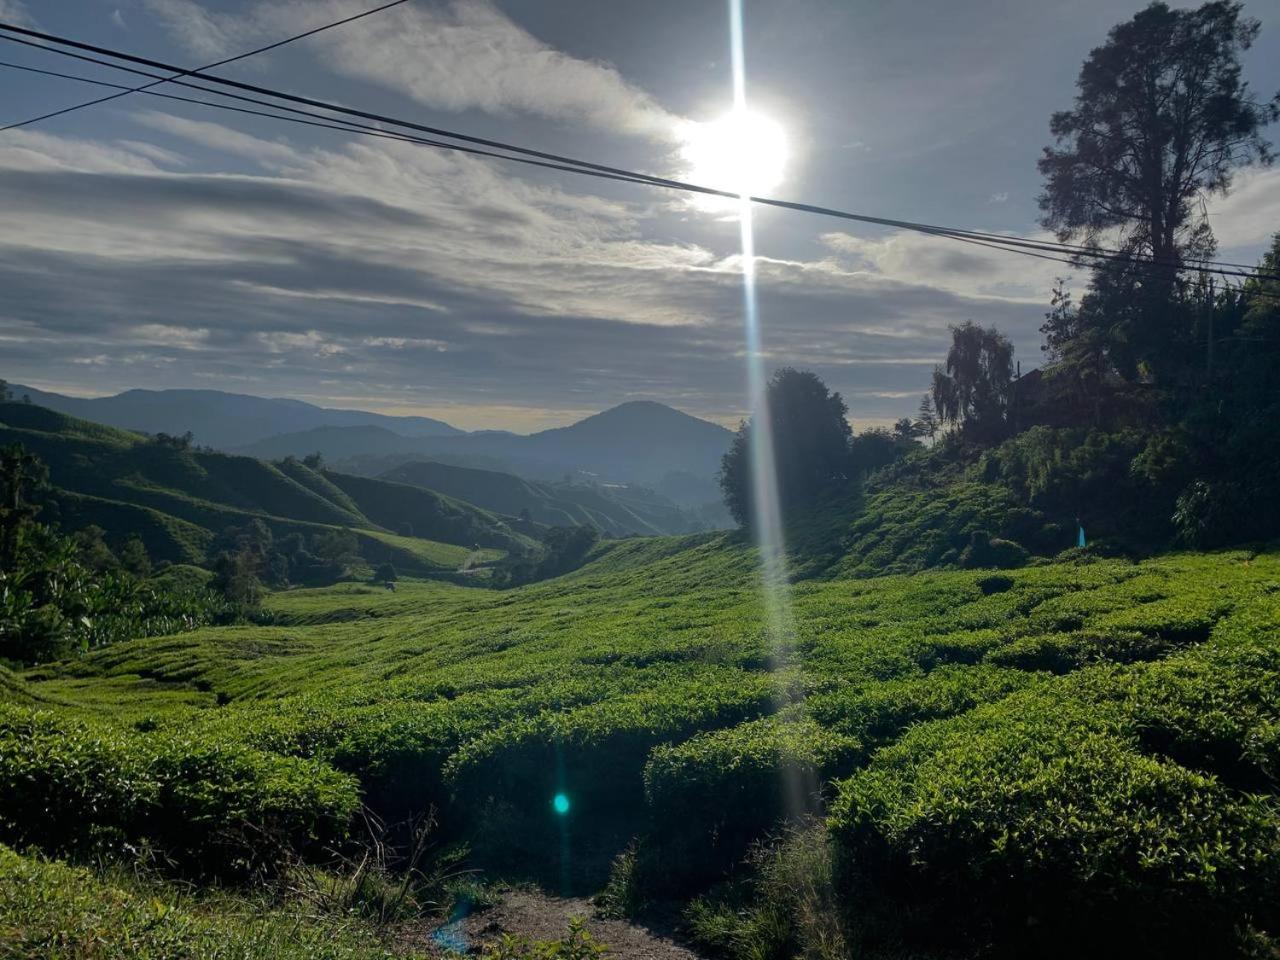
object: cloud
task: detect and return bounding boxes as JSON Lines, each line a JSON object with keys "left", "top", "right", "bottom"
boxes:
{"left": 988, "top": 191, "right": 1009, "bottom": 204}
{"left": 132, "top": 111, "right": 303, "bottom": 164}
{"left": 141, "top": 0, "right": 250, "bottom": 59}
{"left": 0, "top": 120, "right": 1046, "bottom": 427}
{"left": 146, "top": 0, "right": 685, "bottom": 142}
{"left": 1206, "top": 166, "right": 1280, "bottom": 254}
{"left": 0, "top": 0, "right": 35, "bottom": 28}
{"left": 821, "top": 229, "right": 1069, "bottom": 304}
{"left": 111, "top": 8, "right": 127, "bottom": 28}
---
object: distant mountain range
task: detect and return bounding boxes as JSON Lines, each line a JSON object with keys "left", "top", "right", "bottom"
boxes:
{"left": 235, "top": 400, "right": 735, "bottom": 494}
{"left": 8, "top": 385, "right": 462, "bottom": 449}
{"left": 380, "top": 460, "right": 705, "bottom": 537}
{"left": 7, "top": 384, "right": 735, "bottom": 513}
{"left": 0, "top": 399, "right": 533, "bottom": 575}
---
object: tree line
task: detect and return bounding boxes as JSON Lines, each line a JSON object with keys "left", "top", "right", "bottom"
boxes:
{"left": 722, "top": 0, "right": 1280, "bottom": 552}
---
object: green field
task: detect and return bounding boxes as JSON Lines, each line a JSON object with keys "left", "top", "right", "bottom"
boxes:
{"left": 0, "top": 400, "right": 534, "bottom": 577}
{"left": 3, "top": 533, "right": 1277, "bottom": 957}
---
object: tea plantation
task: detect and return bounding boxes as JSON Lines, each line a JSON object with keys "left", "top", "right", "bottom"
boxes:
{"left": 2, "top": 535, "right": 1278, "bottom": 958}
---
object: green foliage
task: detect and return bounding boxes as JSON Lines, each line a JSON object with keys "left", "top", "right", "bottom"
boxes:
{"left": 478, "top": 918, "right": 608, "bottom": 960}
{"left": 0, "top": 401, "right": 529, "bottom": 580}
{"left": 931, "top": 321, "right": 1014, "bottom": 442}
{"left": 0, "top": 845, "right": 421, "bottom": 959}
{"left": 721, "top": 369, "right": 854, "bottom": 527}
{"left": 3, "top": 535, "right": 1277, "bottom": 953}
{"left": 494, "top": 524, "right": 599, "bottom": 586}
{"left": 828, "top": 606, "right": 1280, "bottom": 956}
{"left": 685, "top": 826, "right": 846, "bottom": 960}
{"left": 0, "top": 704, "right": 360, "bottom": 877}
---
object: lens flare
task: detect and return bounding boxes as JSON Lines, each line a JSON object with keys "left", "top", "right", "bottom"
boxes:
{"left": 726, "top": 0, "right": 815, "bottom": 823}
{"left": 552, "top": 792, "right": 571, "bottom": 815}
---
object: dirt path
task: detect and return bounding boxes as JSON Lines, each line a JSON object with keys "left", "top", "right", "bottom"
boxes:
{"left": 412, "top": 888, "right": 705, "bottom": 960}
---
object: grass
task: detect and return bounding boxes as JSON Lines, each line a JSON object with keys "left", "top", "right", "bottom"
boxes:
{"left": 0, "top": 845, "right": 425, "bottom": 960}
{"left": 3, "top": 538, "right": 1278, "bottom": 957}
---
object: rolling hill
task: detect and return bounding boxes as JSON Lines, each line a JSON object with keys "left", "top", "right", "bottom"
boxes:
{"left": 379, "top": 459, "right": 706, "bottom": 536}
{"left": 7, "top": 384, "right": 463, "bottom": 449}
{"left": 237, "top": 400, "right": 735, "bottom": 492}
{"left": 0, "top": 400, "right": 532, "bottom": 576}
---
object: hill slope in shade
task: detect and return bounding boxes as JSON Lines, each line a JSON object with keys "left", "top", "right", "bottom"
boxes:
{"left": 0, "top": 400, "right": 529, "bottom": 574}
{"left": 237, "top": 400, "right": 735, "bottom": 492}
{"left": 380, "top": 459, "right": 708, "bottom": 536}
{"left": 8, "top": 384, "right": 463, "bottom": 448}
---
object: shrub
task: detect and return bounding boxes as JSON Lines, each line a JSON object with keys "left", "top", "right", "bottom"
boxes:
{"left": 644, "top": 716, "right": 860, "bottom": 883}
{"left": 0, "top": 705, "right": 360, "bottom": 878}
{"left": 828, "top": 675, "right": 1280, "bottom": 957}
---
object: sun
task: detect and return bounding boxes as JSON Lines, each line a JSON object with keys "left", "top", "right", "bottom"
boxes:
{"left": 680, "top": 108, "right": 788, "bottom": 201}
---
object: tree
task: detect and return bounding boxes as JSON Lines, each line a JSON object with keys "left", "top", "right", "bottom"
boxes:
{"left": 73, "top": 525, "right": 119, "bottom": 574}
{"left": 303, "top": 452, "right": 324, "bottom": 470}
{"left": 720, "top": 368, "right": 852, "bottom": 527}
{"left": 0, "top": 443, "right": 48, "bottom": 569}
{"left": 1039, "top": 1, "right": 1278, "bottom": 374}
{"left": 0, "top": 380, "right": 11, "bottom": 402}
{"left": 931, "top": 322, "right": 1015, "bottom": 442}
{"left": 212, "top": 549, "right": 262, "bottom": 610}
{"left": 892, "top": 418, "right": 920, "bottom": 443}
{"left": 372, "top": 562, "right": 398, "bottom": 583}
{"left": 119, "top": 536, "right": 152, "bottom": 579}
{"left": 849, "top": 428, "right": 910, "bottom": 477}
{"left": 916, "top": 395, "right": 939, "bottom": 441}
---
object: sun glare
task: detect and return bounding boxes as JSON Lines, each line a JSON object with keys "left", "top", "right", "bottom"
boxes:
{"left": 680, "top": 108, "right": 788, "bottom": 201}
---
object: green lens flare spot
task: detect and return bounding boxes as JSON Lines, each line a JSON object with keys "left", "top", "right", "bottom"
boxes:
{"left": 552, "top": 793, "right": 570, "bottom": 815}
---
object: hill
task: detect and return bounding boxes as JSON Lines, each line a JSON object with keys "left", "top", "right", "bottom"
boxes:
{"left": 0, "top": 400, "right": 531, "bottom": 575}
{"left": 8, "top": 384, "right": 462, "bottom": 448}
{"left": 238, "top": 400, "right": 735, "bottom": 496}
{"left": 4, "top": 537, "right": 1277, "bottom": 958}
{"left": 379, "top": 459, "right": 709, "bottom": 536}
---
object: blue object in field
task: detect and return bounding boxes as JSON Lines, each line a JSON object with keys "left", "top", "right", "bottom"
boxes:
{"left": 1078, "top": 524, "right": 1086, "bottom": 548}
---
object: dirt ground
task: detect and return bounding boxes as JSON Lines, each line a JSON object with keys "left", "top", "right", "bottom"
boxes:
{"left": 409, "top": 887, "right": 705, "bottom": 959}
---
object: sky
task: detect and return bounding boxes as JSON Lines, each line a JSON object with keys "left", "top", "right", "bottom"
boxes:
{"left": 1, "top": 0, "right": 1279, "bottom": 432}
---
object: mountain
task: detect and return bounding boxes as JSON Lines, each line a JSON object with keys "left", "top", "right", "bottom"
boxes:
{"left": 0, "top": 400, "right": 532, "bottom": 576}
{"left": 6, "top": 385, "right": 463, "bottom": 449}
{"left": 238, "top": 425, "right": 426, "bottom": 461}
{"left": 379, "top": 460, "right": 709, "bottom": 536}
{"left": 237, "top": 401, "right": 735, "bottom": 493}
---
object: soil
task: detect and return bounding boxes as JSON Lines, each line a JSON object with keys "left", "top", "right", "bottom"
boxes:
{"left": 406, "top": 887, "right": 705, "bottom": 959}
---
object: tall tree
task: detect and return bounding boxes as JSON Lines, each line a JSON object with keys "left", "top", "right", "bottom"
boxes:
{"left": 931, "top": 322, "right": 1015, "bottom": 442}
{"left": 0, "top": 444, "right": 47, "bottom": 569}
{"left": 1039, "top": 1, "right": 1277, "bottom": 373}
{"left": 720, "top": 368, "right": 852, "bottom": 527}
{"left": 916, "top": 394, "right": 939, "bottom": 441}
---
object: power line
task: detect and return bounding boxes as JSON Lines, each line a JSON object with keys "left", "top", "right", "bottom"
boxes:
{"left": 0, "top": 0, "right": 410, "bottom": 133}
{"left": 0, "top": 55, "right": 665, "bottom": 189}
{"left": 2, "top": 20, "right": 1279, "bottom": 286}
{"left": 14, "top": 59, "right": 1280, "bottom": 310}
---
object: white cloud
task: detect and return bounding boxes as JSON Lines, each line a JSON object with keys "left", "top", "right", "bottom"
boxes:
{"left": 111, "top": 8, "right": 127, "bottom": 28}
{"left": 1206, "top": 166, "right": 1280, "bottom": 255}
{"left": 147, "top": 0, "right": 685, "bottom": 142}
{"left": 821, "top": 229, "right": 1069, "bottom": 304}
{"left": 0, "top": 120, "right": 1046, "bottom": 425}
{"left": 0, "top": 0, "right": 35, "bottom": 28}
{"left": 142, "top": 0, "right": 250, "bottom": 59}
{"left": 133, "top": 111, "right": 302, "bottom": 165}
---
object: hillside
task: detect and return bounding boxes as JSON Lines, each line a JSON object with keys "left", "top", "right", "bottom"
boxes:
{"left": 237, "top": 400, "right": 735, "bottom": 495}
{"left": 9, "top": 384, "right": 462, "bottom": 448}
{"left": 3, "top": 538, "right": 1277, "bottom": 958}
{"left": 0, "top": 400, "right": 530, "bottom": 575}
{"left": 380, "top": 459, "right": 709, "bottom": 536}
